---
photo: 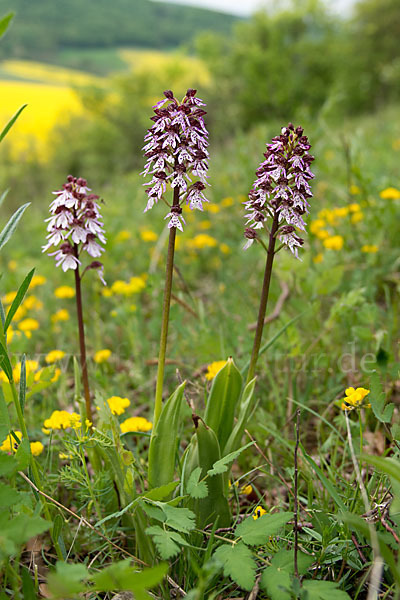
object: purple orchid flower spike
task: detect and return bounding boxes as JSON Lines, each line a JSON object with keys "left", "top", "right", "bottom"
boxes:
{"left": 142, "top": 89, "right": 210, "bottom": 230}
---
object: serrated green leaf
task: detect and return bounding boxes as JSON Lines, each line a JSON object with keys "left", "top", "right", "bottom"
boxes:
{"left": 0, "top": 105, "right": 27, "bottom": 144}
{"left": 213, "top": 542, "right": 256, "bottom": 591}
{"left": 207, "top": 441, "right": 254, "bottom": 476}
{"left": 91, "top": 559, "right": 167, "bottom": 593}
{"left": 0, "top": 482, "right": 22, "bottom": 508}
{"left": 0, "top": 202, "right": 30, "bottom": 252}
{"left": 4, "top": 269, "right": 35, "bottom": 332}
{"left": 0, "top": 453, "right": 17, "bottom": 476}
{"left": 141, "top": 480, "right": 179, "bottom": 501}
{"left": 0, "top": 13, "right": 14, "bottom": 38}
{"left": 235, "top": 511, "right": 293, "bottom": 546}
{"left": 301, "top": 580, "right": 351, "bottom": 600}
{"left": 260, "top": 564, "right": 292, "bottom": 600}
{"left": 2, "top": 514, "right": 51, "bottom": 547}
{"left": 146, "top": 525, "right": 186, "bottom": 559}
{"left": 47, "top": 562, "right": 88, "bottom": 597}
{"left": 270, "top": 548, "right": 314, "bottom": 574}
{"left": 369, "top": 370, "right": 394, "bottom": 423}
{"left": 187, "top": 466, "right": 208, "bottom": 499}
{"left": 153, "top": 502, "right": 196, "bottom": 533}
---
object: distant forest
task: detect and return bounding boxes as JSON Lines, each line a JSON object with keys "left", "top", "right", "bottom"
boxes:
{"left": 0, "top": 0, "right": 238, "bottom": 58}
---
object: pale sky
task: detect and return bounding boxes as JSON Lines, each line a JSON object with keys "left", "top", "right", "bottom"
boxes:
{"left": 153, "top": 0, "right": 355, "bottom": 17}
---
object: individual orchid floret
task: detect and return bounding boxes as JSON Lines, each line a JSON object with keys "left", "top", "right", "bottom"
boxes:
{"left": 243, "top": 124, "right": 314, "bottom": 258}
{"left": 142, "top": 89, "right": 210, "bottom": 229}
{"left": 43, "top": 176, "right": 106, "bottom": 283}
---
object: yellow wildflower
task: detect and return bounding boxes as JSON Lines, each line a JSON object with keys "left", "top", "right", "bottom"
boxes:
{"left": 0, "top": 431, "right": 22, "bottom": 452}
{"left": 199, "top": 220, "right": 211, "bottom": 230}
{"left": 59, "top": 452, "right": 73, "bottom": 460}
{"left": 43, "top": 410, "right": 82, "bottom": 430}
{"left": 120, "top": 416, "right": 153, "bottom": 433}
{"left": 340, "top": 387, "right": 370, "bottom": 411}
{"left": 241, "top": 484, "right": 253, "bottom": 496}
{"left": 351, "top": 212, "right": 363, "bottom": 224}
{"left": 187, "top": 234, "right": 218, "bottom": 250}
{"left": 52, "top": 368, "right": 61, "bottom": 383}
{"left": 54, "top": 285, "right": 75, "bottom": 299}
{"left": 140, "top": 229, "right": 158, "bottom": 242}
{"left": 350, "top": 184, "right": 361, "bottom": 195}
{"left": 8, "top": 260, "right": 17, "bottom": 271}
{"left": 349, "top": 203, "right": 360, "bottom": 213}
{"left": 379, "top": 187, "right": 400, "bottom": 200}
{"left": 23, "top": 296, "right": 43, "bottom": 311}
{"left": 106, "top": 396, "right": 130, "bottom": 415}
{"left": 219, "top": 243, "right": 231, "bottom": 254}
{"left": 316, "top": 229, "right": 330, "bottom": 240}
{"left": 51, "top": 309, "right": 70, "bottom": 323}
{"left": 111, "top": 277, "right": 145, "bottom": 296}
{"left": 333, "top": 207, "right": 349, "bottom": 218}
{"left": 361, "top": 245, "right": 378, "bottom": 253}
{"left": 12, "top": 360, "right": 39, "bottom": 383}
{"left": 94, "top": 349, "right": 112, "bottom": 363}
{"left": 252, "top": 506, "right": 267, "bottom": 520}
{"left": 2, "top": 291, "right": 17, "bottom": 305}
{"left": 30, "top": 275, "right": 47, "bottom": 289}
{"left": 45, "top": 350, "right": 66, "bottom": 364}
{"left": 310, "top": 219, "right": 325, "bottom": 234}
{"left": 323, "top": 235, "right": 344, "bottom": 251}
{"left": 30, "top": 441, "right": 44, "bottom": 456}
{"left": 313, "top": 253, "right": 324, "bottom": 264}
{"left": 13, "top": 306, "right": 27, "bottom": 321}
{"left": 221, "top": 196, "right": 234, "bottom": 207}
{"left": 102, "top": 288, "right": 113, "bottom": 298}
{"left": 205, "top": 360, "right": 227, "bottom": 381}
{"left": 205, "top": 204, "right": 220, "bottom": 214}
{"left": 18, "top": 318, "right": 39, "bottom": 334}
{"left": 115, "top": 230, "right": 131, "bottom": 242}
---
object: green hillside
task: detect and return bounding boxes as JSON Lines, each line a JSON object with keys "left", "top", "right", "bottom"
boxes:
{"left": 0, "top": 0, "right": 238, "bottom": 70}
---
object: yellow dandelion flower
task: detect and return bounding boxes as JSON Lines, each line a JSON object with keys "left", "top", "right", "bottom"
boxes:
{"left": 94, "top": 349, "right": 112, "bottom": 364}
{"left": 0, "top": 431, "right": 22, "bottom": 452}
{"left": 51, "top": 309, "right": 70, "bottom": 323}
{"left": 313, "top": 253, "right": 324, "bottom": 264}
{"left": 30, "top": 275, "right": 47, "bottom": 289}
{"left": 350, "top": 184, "right": 361, "bottom": 195}
{"left": 30, "top": 441, "right": 44, "bottom": 456}
{"left": 54, "top": 285, "right": 75, "bottom": 299}
{"left": 252, "top": 506, "right": 267, "bottom": 520}
{"left": 140, "top": 229, "right": 158, "bottom": 242}
{"left": 361, "top": 245, "right": 378, "bottom": 253}
{"left": 115, "top": 230, "right": 131, "bottom": 242}
{"left": 323, "top": 235, "right": 344, "bottom": 251}
{"left": 379, "top": 187, "right": 400, "bottom": 200}
{"left": 120, "top": 416, "right": 153, "bottom": 433}
{"left": 106, "top": 396, "right": 130, "bottom": 415}
{"left": 351, "top": 212, "right": 363, "bottom": 224}
{"left": 45, "top": 350, "right": 66, "bottom": 364}
{"left": 2, "top": 291, "right": 17, "bottom": 305}
{"left": 205, "top": 360, "right": 227, "bottom": 381}
{"left": 221, "top": 196, "right": 234, "bottom": 207}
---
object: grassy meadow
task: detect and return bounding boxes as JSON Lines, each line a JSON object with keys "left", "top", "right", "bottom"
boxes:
{"left": 0, "top": 4, "right": 400, "bottom": 600}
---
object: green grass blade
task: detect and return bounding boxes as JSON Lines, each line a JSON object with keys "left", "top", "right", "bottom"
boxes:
{"left": 0, "top": 202, "right": 31, "bottom": 252}
{"left": 0, "top": 104, "right": 27, "bottom": 144}
{"left": 4, "top": 269, "right": 35, "bottom": 332}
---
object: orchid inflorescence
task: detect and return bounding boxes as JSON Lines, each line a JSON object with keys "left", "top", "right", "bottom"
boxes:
{"left": 244, "top": 123, "right": 315, "bottom": 258}
{"left": 142, "top": 88, "right": 209, "bottom": 231}
{"left": 43, "top": 175, "right": 106, "bottom": 283}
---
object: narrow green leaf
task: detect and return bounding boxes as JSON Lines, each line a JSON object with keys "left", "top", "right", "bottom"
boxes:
{"left": 0, "top": 340, "right": 13, "bottom": 381}
{"left": 207, "top": 441, "right": 254, "bottom": 476}
{"left": 187, "top": 466, "right": 208, "bottom": 499}
{"left": 235, "top": 511, "right": 293, "bottom": 546}
{"left": 0, "top": 189, "right": 9, "bottom": 209}
{"left": 0, "top": 202, "right": 30, "bottom": 252}
{"left": 0, "top": 104, "right": 27, "bottom": 144}
{"left": 361, "top": 454, "right": 400, "bottom": 484}
{"left": 4, "top": 268, "right": 35, "bottom": 331}
{"left": 0, "top": 388, "right": 11, "bottom": 441}
{"left": 223, "top": 377, "right": 256, "bottom": 455}
{"left": 0, "top": 301, "right": 5, "bottom": 330}
{"left": 0, "top": 13, "right": 13, "bottom": 38}
{"left": 301, "top": 445, "right": 346, "bottom": 512}
{"left": 19, "top": 354, "right": 26, "bottom": 412}
{"left": 213, "top": 542, "right": 256, "bottom": 591}
{"left": 21, "top": 566, "right": 36, "bottom": 600}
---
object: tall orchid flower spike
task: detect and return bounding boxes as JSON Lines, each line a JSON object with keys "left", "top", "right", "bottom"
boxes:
{"left": 43, "top": 175, "right": 106, "bottom": 421}
{"left": 142, "top": 88, "right": 210, "bottom": 229}
{"left": 143, "top": 89, "right": 210, "bottom": 426}
{"left": 245, "top": 124, "right": 314, "bottom": 384}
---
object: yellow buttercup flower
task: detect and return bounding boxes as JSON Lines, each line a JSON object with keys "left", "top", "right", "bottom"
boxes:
{"left": 30, "top": 275, "right": 47, "bottom": 289}
{"left": 94, "top": 349, "right": 112, "bottom": 363}
{"left": 45, "top": 350, "right": 66, "bottom": 364}
{"left": 106, "top": 396, "right": 130, "bottom": 415}
{"left": 361, "top": 245, "right": 378, "bottom": 253}
{"left": 341, "top": 387, "right": 370, "bottom": 411}
{"left": 140, "top": 229, "right": 158, "bottom": 242}
{"left": 252, "top": 506, "right": 267, "bottom": 520}
{"left": 51, "top": 309, "right": 70, "bottom": 323}
{"left": 2, "top": 291, "right": 17, "bottom": 305}
{"left": 379, "top": 187, "right": 400, "bottom": 200}
{"left": 205, "top": 360, "right": 227, "bottom": 381}
{"left": 54, "top": 285, "right": 75, "bottom": 299}
{"left": 323, "top": 235, "right": 344, "bottom": 251}
{"left": 120, "top": 416, "right": 153, "bottom": 433}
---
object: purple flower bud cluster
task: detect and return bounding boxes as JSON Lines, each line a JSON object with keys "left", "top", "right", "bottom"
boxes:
{"left": 142, "top": 89, "right": 209, "bottom": 231}
{"left": 43, "top": 176, "right": 106, "bottom": 283}
{"left": 244, "top": 124, "right": 314, "bottom": 258}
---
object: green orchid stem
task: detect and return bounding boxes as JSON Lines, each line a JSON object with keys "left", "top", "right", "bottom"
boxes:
{"left": 153, "top": 185, "right": 180, "bottom": 427}
{"left": 10, "top": 382, "right": 64, "bottom": 561}
{"left": 246, "top": 212, "right": 279, "bottom": 385}
{"left": 73, "top": 249, "right": 92, "bottom": 423}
